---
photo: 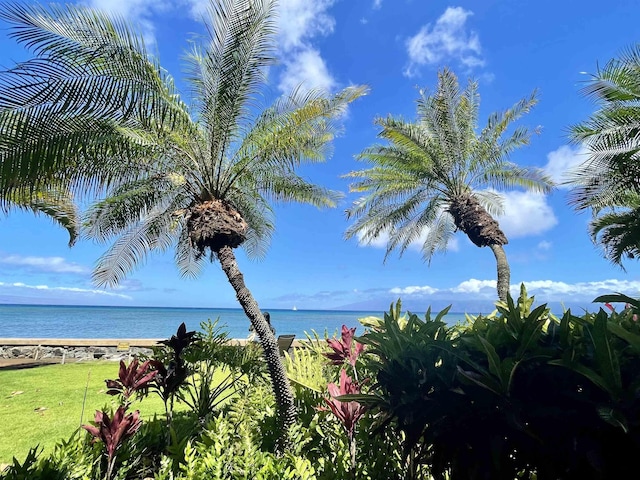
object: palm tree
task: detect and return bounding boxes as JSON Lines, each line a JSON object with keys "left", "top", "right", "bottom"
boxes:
{"left": 567, "top": 45, "right": 640, "bottom": 212}
{"left": 345, "top": 68, "right": 552, "bottom": 301}
{"left": 0, "top": 0, "right": 366, "bottom": 450}
{"left": 567, "top": 46, "right": 640, "bottom": 266}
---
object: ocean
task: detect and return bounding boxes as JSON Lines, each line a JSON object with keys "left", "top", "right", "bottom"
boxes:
{"left": 0, "top": 304, "right": 469, "bottom": 340}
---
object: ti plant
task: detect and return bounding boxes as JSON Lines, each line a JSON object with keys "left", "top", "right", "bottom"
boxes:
{"left": 319, "top": 325, "right": 368, "bottom": 478}
{"left": 82, "top": 406, "right": 142, "bottom": 480}
{"left": 149, "top": 322, "right": 198, "bottom": 425}
{"left": 105, "top": 358, "right": 160, "bottom": 404}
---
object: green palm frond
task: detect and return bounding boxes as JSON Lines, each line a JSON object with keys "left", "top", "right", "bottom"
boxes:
{"left": 0, "top": 2, "right": 191, "bottom": 195}
{"left": 4, "top": 185, "right": 79, "bottom": 246}
{"left": 568, "top": 45, "right": 640, "bottom": 211}
{"left": 92, "top": 207, "right": 179, "bottom": 287}
{"left": 590, "top": 197, "right": 640, "bottom": 268}
{"left": 175, "top": 222, "right": 206, "bottom": 278}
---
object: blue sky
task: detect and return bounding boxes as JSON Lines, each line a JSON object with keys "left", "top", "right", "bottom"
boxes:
{"left": 0, "top": 0, "right": 639, "bottom": 313}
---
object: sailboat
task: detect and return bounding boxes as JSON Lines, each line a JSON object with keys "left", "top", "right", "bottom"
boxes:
{"left": 292, "top": 305, "right": 298, "bottom": 311}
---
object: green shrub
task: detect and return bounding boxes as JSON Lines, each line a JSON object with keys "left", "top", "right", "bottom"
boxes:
{"left": 356, "top": 286, "right": 640, "bottom": 480}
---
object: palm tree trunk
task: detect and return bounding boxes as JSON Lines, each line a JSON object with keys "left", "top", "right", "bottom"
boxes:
{"left": 449, "top": 194, "right": 510, "bottom": 301}
{"left": 216, "top": 244, "right": 296, "bottom": 453}
{"left": 489, "top": 244, "right": 510, "bottom": 302}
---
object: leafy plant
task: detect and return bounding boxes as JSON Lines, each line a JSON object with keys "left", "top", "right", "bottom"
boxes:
{"left": 105, "top": 358, "right": 160, "bottom": 403}
{"left": 82, "top": 406, "right": 142, "bottom": 480}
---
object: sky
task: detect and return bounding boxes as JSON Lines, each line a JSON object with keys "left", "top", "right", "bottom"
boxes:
{"left": 0, "top": 0, "right": 639, "bottom": 314}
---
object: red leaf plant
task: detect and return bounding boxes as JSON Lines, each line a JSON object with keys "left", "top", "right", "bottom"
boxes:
{"left": 324, "top": 325, "right": 365, "bottom": 368}
{"left": 83, "top": 405, "right": 142, "bottom": 479}
{"left": 319, "top": 368, "right": 367, "bottom": 439}
{"left": 319, "top": 368, "right": 368, "bottom": 476}
{"left": 105, "top": 358, "right": 160, "bottom": 401}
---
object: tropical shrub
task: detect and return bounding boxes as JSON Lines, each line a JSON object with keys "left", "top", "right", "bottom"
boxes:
{"left": 355, "top": 288, "right": 640, "bottom": 480}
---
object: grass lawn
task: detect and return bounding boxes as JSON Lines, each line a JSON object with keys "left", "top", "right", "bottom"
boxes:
{"left": 0, "top": 361, "right": 170, "bottom": 464}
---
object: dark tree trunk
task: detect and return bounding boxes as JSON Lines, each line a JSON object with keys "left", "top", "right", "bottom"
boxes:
{"left": 216, "top": 244, "right": 296, "bottom": 453}
{"left": 449, "top": 194, "right": 510, "bottom": 301}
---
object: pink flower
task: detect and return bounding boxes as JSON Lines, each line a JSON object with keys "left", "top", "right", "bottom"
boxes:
{"left": 318, "top": 369, "right": 367, "bottom": 438}
{"left": 605, "top": 303, "right": 615, "bottom": 312}
{"left": 324, "top": 325, "right": 365, "bottom": 367}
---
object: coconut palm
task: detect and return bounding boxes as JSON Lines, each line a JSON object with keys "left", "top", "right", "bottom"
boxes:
{"left": 0, "top": 0, "right": 366, "bottom": 449}
{"left": 568, "top": 45, "right": 640, "bottom": 212}
{"left": 345, "top": 68, "right": 553, "bottom": 301}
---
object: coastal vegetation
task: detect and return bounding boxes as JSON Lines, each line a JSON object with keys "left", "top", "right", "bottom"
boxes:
{"left": 4, "top": 290, "right": 640, "bottom": 479}
{"left": 2, "top": 0, "right": 640, "bottom": 478}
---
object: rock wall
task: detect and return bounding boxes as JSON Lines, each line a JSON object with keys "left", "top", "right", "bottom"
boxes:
{"left": 0, "top": 345, "right": 154, "bottom": 362}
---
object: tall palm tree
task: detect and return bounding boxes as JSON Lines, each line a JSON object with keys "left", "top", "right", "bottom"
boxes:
{"left": 345, "top": 68, "right": 552, "bottom": 301}
{"left": 568, "top": 45, "right": 640, "bottom": 212}
{"left": 0, "top": 0, "right": 366, "bottom": 450}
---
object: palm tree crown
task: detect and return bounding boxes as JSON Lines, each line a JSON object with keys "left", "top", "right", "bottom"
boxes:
{"left": 345, "top": 68, "right": 553, "bottom": 300}
{"left": 568, "top": 45, "right": 640, "bottom": 212}
{"left": 567, "top": 46, "right": 640, "bottom": 268}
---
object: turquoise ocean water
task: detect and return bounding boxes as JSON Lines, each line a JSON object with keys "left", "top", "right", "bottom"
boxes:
{"left": 0, "top": 304, "right": 468, "bottom": 339}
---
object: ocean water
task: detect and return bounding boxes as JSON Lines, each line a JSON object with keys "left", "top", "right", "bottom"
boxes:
{"left": 0, "top": 304, "right": 469, "bottom": 339}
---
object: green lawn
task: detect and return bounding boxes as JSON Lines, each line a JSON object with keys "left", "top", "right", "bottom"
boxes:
{"left": 0, "top": 362, "right": 169, "bottom": 464}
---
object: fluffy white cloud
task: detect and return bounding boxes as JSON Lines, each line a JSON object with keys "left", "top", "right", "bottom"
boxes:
{"left": 278, "top": 48, "right": 336, "bottom": 94}
{"left": 276, "top": 0, "right": 336, "bottom": 51}
{"left": 544, "top": 144, "right": 589, "bottom": 188}
{"left": 497, "top": 191, "right": 558, "bottom": 238}
{"left": 389, "top": 278, "right": 640, "bottom": 301}
{"left": 390, "top": 285, "right": 438, "bottom": 295}
{"left": 275, "top": 0, "right": 338, "bottom": 93}
{"left": 404, "top": 7, "right": 484, "bottom": 77}
{"left": 373, "top": 0, "right": 383, "bottom": 9}
{"left": 522, "top": 279, "right": 640, "bottom": 299}
{"left": 452, "top": 278, "right": 496, "bottom": 293}
{"left": 0, "top": 255, "right": 89, "bottom": 274}
{"left": 0, "top": 281, "right": 132, "bottom": 299}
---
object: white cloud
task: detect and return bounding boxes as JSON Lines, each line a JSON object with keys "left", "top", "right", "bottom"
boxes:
{"left": 0, "top": 255, "right": 89, "bottom": 274}
{"left": 544, "top": 144, "right": 589, "bottom": 188}
{"left": 497, "top": 191, "right": 558, "bottom": 238}
{"left": 390, "top": 285, "right": 438, "bottom": 295}
{"left": 537, "top": 240, "right": 552, "bottom": 251}
{"left": 404, "top": 6, "right": 484, "bottom": 77}
{"left": 521, "top": 279, "right": 640, "bottom": 299}
{"left": 0, "top": 281, "right": 132, "bottom": 299}
{"left": 452, "top": 278, "right": 496, "bottom": 293}
{"left": 373, "top": 0, "right": 383, "bottom": 9}
{"left": 278, "top": 48, "right": 336, "bottom": 93}
{"left": 389, "top": 278, "right": 640, "bottom": 301}
{"left": 275, "top": 0, "right": 338, "bottom": 93}
{"left": 276, "top": 0, "right": 336, "bottom": 51}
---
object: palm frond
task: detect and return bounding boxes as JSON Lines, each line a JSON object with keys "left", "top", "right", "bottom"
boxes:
{"left": 4, "top": 185, "right": 79, "bottom": 246}
{"left": 0, "top": 2, "right": 191, "bottom": 194}
{"left": 92, "top": 207, "right": 179, "bottom": 287}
